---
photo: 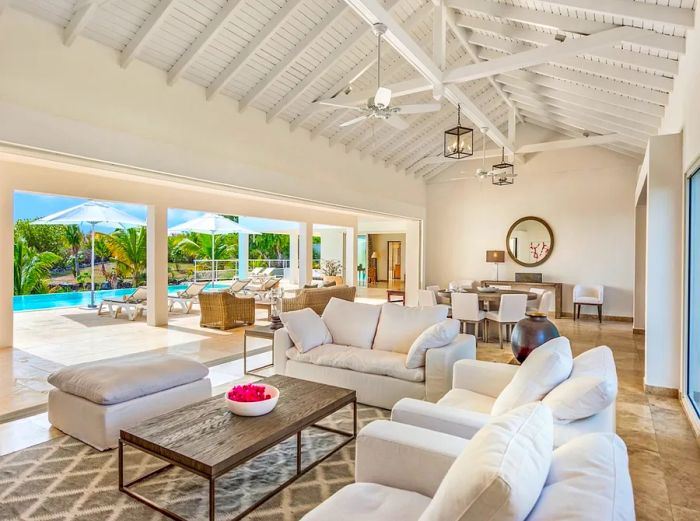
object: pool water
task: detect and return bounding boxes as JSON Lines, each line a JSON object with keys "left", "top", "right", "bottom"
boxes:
{"left": 13, "top": 283, "right": 233, "bottom": 312}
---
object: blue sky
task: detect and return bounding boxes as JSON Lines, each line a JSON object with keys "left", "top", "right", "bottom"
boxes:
{"left": 13, "top": 192, "right": 208, "bottom": 232}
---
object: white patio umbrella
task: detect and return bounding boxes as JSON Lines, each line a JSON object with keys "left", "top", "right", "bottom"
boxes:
{"left": 168, "top": 213, "right": 259, "bottom": 282}
{"left": 32, "top": 200, "right": 146, "bottom": 308}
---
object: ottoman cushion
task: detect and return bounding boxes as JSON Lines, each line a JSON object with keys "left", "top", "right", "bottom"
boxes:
{"left": 48, "top": 353, "right": 209, "bottom": 405}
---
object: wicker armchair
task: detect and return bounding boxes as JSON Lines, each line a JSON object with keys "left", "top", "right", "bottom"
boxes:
{"left": 199, "top": 291, "right": 256, "bottom": 330}
{"left": 281, "top": 285, "right": 356, "bottom": 315}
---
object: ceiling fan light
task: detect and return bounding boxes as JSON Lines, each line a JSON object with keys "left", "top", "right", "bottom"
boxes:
{"left": 444, "top": 104, "right": 473, "bottom": 159}
{"left": 374, "top": 86, "right": 391, "bottom": 108}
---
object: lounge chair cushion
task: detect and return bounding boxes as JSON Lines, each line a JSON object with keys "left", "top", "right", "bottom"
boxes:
{"left": 228, "top": 279, "right": 250, "bottom": 293}
{"left": 47, "top": 353, "right": 209, "bottom": 405}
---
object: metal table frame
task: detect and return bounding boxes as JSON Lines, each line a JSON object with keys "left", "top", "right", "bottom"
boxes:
{"left": 243, "top": 325, "right": 276, "bottom": 375}
{"left": 119, "top": 399, "right": 356, "bottom": 521}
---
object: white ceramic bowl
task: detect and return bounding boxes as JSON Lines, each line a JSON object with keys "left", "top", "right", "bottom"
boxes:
{"left": 225, "top": 385, "right": 279, "bottom": 416}
{"left": 477, "top": 286, "right": 497, "bottom": 293}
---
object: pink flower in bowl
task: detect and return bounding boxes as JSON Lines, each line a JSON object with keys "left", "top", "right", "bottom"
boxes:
{"left": 225, "top": 384, "right": 279, "bottom": 416}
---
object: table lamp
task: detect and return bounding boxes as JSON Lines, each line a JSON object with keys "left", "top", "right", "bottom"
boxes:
{"left": 486, "top": 250, "right": 505, "bottom": 281}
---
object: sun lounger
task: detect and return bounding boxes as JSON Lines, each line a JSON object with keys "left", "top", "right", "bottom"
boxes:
{"left": 98, "top": 286, "right": 148, "bottom": 321}
{"left": 168, "top": 282, "right": 209, "bottom": 313}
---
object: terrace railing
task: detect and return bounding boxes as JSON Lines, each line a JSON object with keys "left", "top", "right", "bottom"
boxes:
{"left": 193, "top": 259, "right": 291, "bottom": 282}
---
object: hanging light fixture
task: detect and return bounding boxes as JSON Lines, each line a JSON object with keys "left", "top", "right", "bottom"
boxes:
{"left": 491, "top": 147, "right": 515, "bottom": 186}
{"left": 444, "top": 104, "right": 473, "bottom": 159}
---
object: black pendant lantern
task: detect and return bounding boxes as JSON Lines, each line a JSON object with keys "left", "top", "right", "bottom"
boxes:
{"left": 444, "top": 104, "right": 473, "bottom": 159}
{"left": 491, "top": 147, "right": 515, "bottom": 186}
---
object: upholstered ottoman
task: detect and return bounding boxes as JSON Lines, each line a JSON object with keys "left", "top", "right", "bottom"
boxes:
{"left": 47, "top": 353, "right": 212, "bottom": 450}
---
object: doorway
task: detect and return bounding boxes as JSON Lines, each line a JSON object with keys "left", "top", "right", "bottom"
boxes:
{"left": 387, "top": 240, "right": 402, "bottom": 282}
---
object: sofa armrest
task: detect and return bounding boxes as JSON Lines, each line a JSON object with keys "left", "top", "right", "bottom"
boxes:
{"left": 273, "top": 328, "right": 293, "bottom": 375}
{"left": 355, "top": 420, "right": 466, "bottom": 498}
{"left": 392, "top": 398, "right": 491, "bottom": 440}
{"left": 452, "top": 359, "right": 518, "bottom": 398}
{"left": 425, "top": 334, "right": 476, "bottom": 402}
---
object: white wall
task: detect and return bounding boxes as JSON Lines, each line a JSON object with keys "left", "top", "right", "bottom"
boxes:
{"left": 0, "top": 8, "right": 426, "bottom": 220}
{"left": 427, "top": 125, "right": 640, "bottom": 317}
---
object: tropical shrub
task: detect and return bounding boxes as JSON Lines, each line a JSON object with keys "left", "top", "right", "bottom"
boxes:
{"left": 14, "top": 237, "right": 61, "bottom": 295}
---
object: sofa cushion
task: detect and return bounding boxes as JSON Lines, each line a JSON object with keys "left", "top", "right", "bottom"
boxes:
{"left": 438, "top": 388, "right": 496, "bottom": 415}
{"left": 373, "top": 303, "right": 449, "bottom": 354}
{"left": 280, "top": 308, "right": 333, "bottom": 353}
{"left": 286, "top": 344, "right": 425, "bottom": 383}
{"left": 47, "top": 353, "right": 208, "bottom": 405}
{"left": 525, "top": 433, "right": 634, "bottom": 521}
{"left": 419, "top": 402, "right": 553, "bottom": 521}
{"left": 405, "top": 319, "right": 460, "bottom": 369}
{"left": 301, "top": 483, "right": 430, "bottom": 521}
{"left": 322, "top": 297, "right": 381, "bottom": 350}
{"left": 543, "top": 346, "right": 617, "bottom": 423}
{"left": 491, "top": 337, "right": 573, "bottom": 416}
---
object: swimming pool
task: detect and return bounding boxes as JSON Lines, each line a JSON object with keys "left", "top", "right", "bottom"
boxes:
{"left": 13, "top": 283, "right": 232, "bottom": 312}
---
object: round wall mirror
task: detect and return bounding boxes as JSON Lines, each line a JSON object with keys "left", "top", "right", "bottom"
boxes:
{"left": 506, "top": 216, "right": 554, "bottom": 267}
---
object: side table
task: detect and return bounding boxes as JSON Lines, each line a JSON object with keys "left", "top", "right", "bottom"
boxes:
{"left": 243, "top": 325, "right": 276, "bottom": 375}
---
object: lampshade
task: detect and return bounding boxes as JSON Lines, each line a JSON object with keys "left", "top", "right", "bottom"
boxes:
{"left": 370, "top": 251, "right": 378, "bottom": 259}
{"left": 486, "top": 250, "right": 505, "bottom": 263}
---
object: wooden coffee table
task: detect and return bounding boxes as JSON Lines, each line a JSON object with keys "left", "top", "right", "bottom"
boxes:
{"left": 118, "top": 375, "right": 356, "bottom": 521}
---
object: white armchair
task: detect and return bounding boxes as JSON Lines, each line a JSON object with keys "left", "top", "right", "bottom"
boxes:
{"left": 573, "top": 284, "right": 604, "bottom": 322}
{"left": 392, "top": 338, "right": 618, "bottom": 448}
{"left": 303, "top": 410, "right": 634, "bottom": 521}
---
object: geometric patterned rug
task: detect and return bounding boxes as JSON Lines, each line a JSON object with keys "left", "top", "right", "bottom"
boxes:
{"left": 0, "top": 405, "right": 388, "bottom": 521}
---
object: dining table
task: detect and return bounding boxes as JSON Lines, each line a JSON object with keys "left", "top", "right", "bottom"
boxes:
{"left": 437, "top": 288, "right": 538, "bottom": 306}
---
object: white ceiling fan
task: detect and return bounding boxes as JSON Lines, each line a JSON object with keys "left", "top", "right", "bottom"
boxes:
{"left": 319, "top": 23, "right": 441, "bottom": 130}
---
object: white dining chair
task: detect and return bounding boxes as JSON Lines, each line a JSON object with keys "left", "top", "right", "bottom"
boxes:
{"left": 448, "top": 279, "right": 476, "bottom": 291}
{"left": 526, "top": 287, "right": 547, "bottom": 311}
{"left": 451, "top": 292, "right": 486, "bottom": 342}
{"left": 573, "top": 285, "right": 604, "bottom": 322}
{"left": 427, "top": 284, "right": 449, "bottom": 306}
{"left": 538, "top": 290, "right": 554, "bottom": 314}
{"left": 417, "top": 289, "right": 437, "bottom": 307}
{"left": 485, "top": 294, "right": 527, "bottom": 348}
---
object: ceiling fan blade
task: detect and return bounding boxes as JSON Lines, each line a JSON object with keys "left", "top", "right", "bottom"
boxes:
{"left": 383, "top": 115, "right": 409, "bottom": 130}
{"left": 319, "top": 100, "right": 365, "bottom": 111}
{"left": 394, "top": 103, "right": 442, "bottom": 114}
{"left": 340, "top": 115, "right": 369, "bottom": 128}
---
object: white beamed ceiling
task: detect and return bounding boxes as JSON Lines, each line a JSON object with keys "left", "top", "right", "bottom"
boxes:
{"left": 8, "top": 0, "right": 696, "bottom": 180}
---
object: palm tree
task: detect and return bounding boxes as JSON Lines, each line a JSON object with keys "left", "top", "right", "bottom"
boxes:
{"left": 172, "top": 232, "right": 235, "bottom": 261}
{"left": 14, "top": 237, "right": 61, "bottom": 295}
{"left": 63, "top": 224, "right": 83, "bottom": 278}
{"left": 104, "top": 227, "right": 147, "bottom": 287}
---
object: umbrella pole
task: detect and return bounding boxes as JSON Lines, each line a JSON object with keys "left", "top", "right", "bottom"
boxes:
{"left": 90, "top": 223, "right": 96, "bottom": 308}
{"left": 212, "top": 232, "right": 216, "bottom": 283}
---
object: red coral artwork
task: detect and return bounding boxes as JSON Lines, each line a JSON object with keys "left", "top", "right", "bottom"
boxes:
{"left": 530, "top": 242, "right": 550, "bottom": 261}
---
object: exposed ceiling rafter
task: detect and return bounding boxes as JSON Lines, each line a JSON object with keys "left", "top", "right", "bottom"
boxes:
{"left": 120, "top": 0, "right": 177, "bottom": 69}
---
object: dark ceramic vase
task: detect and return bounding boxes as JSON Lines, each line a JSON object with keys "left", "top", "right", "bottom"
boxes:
{"left": 511, "top": 312, "right": 560, "bottom": 363}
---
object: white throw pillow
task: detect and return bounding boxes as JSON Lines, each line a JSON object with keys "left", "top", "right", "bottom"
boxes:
{"left": 321, "top": 297, "right": 381, "bottom": 349}
{"left": 279, "top": 308, "right": 332, "bottom": 353}
{"left": 405, "top": 319, "right": 460, "bottom": 369}
{"left": 491, "top": 337, "right": 573, "bottom": 416}
{"left": 525, "top": 433, "right": 634, "bottom": 521}
{"left": 543, "top": 346, "right": 617, "bottom": 422}
{"left": 373, "top": 303, "right": 449, "bottom": 354}
{"left": 420, "top": 402, "right": 553, "bottom": 521}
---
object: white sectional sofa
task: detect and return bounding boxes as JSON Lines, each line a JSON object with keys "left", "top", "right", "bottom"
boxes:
{"left": 302, "top": 403, "right": 635, "bottom": 521}
{"left": 392, "top": 337, "right": 617, "bottom": 447}
{"left": 274, "top": 298, "right": 476, "bottom": 409}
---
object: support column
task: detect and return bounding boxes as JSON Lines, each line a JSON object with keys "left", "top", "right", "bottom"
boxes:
{"left": 404, "top": 220, "right": 422, "bottom": 306}
{"left": 298, "top": 222, "right": 313, "bottom": 286}
{"left": 289, "top": 232, "right": 299, "bottom": 285}
{"left": 146, "top": 204, "right": 168, "bottom": 327}
{"left": 345, "top": 226, "right": 357, "bottom": 286}
{"left": 238, "top": 233, "right": 249, "bottom": 279}
{"left": 0, "top": 178, "right": 13, "bottom": 347}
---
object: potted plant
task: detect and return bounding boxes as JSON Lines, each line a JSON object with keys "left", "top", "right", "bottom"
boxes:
{"left": 321, "top": 259, "right": 344, "bottom": 286}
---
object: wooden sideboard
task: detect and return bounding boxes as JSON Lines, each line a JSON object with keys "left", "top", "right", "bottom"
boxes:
{"left": 481, "top": 280, "right": 563, "bottom": 318}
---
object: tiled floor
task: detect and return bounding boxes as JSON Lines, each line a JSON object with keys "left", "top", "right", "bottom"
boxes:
{"left": 1, "top": 296, "right": 699, "bottom": 519}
